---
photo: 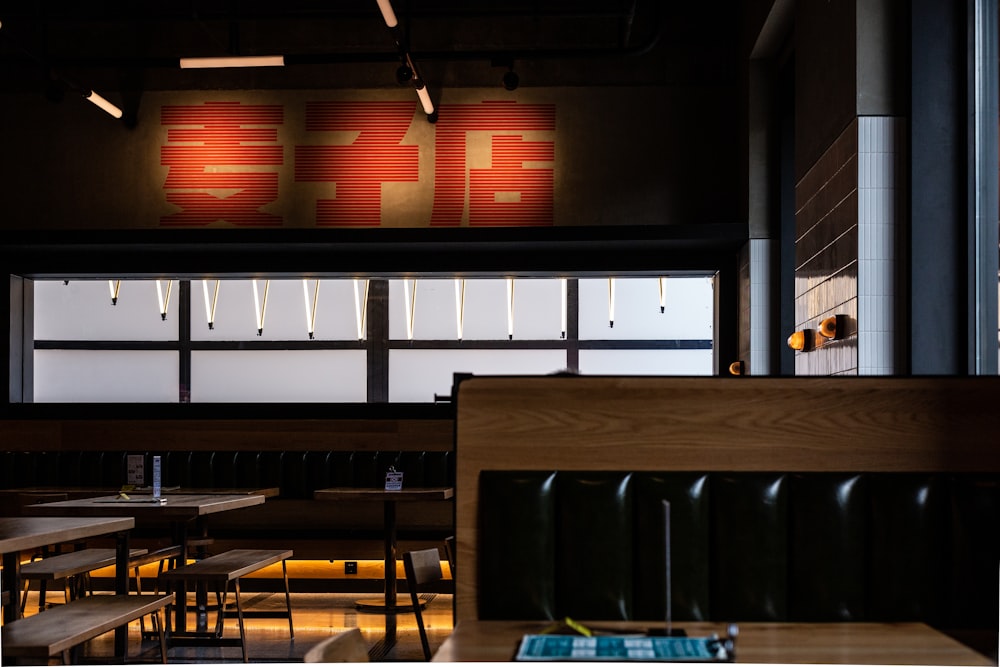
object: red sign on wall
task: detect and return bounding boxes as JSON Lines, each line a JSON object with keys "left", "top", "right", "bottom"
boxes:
{"left": 160, "top": 101, "right": 285, "bottom": 227}
{"left": 160, "top": 99, "right": 555, "bottom": 228}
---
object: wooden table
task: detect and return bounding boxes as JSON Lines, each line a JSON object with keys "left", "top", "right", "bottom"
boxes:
{"left": 24, "top": 493, "right": 266, "bottom": 633}
{"left": 432, "top": 620, "right": 995, "bottom": 665}
{"left": 0, "top": 516, "right": 136, "bottom": 656}
{"left": 312, "top": 487, "right": 454, "bottom": 613}
{"left": 0, "top": 516, "right": 135, "bottom": 623}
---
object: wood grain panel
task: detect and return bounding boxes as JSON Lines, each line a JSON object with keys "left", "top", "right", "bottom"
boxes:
{"left": 454, "top": 375, "right": 1000, "bottom": 620}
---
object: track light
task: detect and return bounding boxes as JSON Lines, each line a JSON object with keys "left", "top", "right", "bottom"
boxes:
{"left": 302, "top": 279, "right": 320, "bottom": 340}
{"left": 506, "top": 278, "right": 515, "bottom": 340}
{"left": 415, "top": 83, "right": 435, "bottom": 116}
{"left": 354, "top": 279, "right": 370, "bottom": 341}
{"left": 376, "top": 0, "right": 399, "bottom": 28}
{"left": 252, "top": 279, "right": 270, "bottom": 336}
{"left": 83, "top": 89, "right": 123, "bottom": 119}
{"left": 608, "top": 277, "right": 616, "bottom": 328}
{"left": 560, "top": 278, "right": 567, "bottom": 339}
{"left": 179, "top": 55, "right": 284, "bottom": 69}
{"left": 402, "top": 278, "right": 417, "bottom": 340}
{"left": 202, "top": 280, "right": 220, "bottom": 330}
{"left": 455, "top": 278, "right": 466, "bottom": 340}
{"left": 156, "top": 280, "right": 172, "bottom": 321}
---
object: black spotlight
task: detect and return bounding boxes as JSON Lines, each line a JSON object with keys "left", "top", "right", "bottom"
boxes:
{"left": 502, "top": 69, "right": 519, "bottom": 91}
{"left": 396, "top": 64, "right": 413, "bottom": 85}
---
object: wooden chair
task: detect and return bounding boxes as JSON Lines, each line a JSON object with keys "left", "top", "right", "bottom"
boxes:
{"left": 302, "top": 627, "right": 369, "bottom": 663}
{"left": 402, "top": 548, "right": 444, "bottom": 661}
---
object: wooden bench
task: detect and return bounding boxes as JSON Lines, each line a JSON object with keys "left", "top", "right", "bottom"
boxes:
{"left": 1, "top": 593, "right": 173, "bottom": 664}
{"left": 20, "top": 547, "right": 148, "bottom": 614}
{"left": 158, "top": 548, "right": 294, "bottom": 662}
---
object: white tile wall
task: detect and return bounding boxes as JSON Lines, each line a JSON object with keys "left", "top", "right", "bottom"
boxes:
{"left": 857, "top": 116, "right": 904, "bottom": 375}
{"left": 749, "top": 238, "right": 774, "bottom": 374}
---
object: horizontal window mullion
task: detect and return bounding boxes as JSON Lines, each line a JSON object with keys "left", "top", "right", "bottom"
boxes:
{"left": 34, "top": 340, "right": 180, "bottom": 351}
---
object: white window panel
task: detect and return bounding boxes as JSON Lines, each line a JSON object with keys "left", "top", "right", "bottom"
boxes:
{"left": 33, "top": 350, "right": 179, "bottom": 402}
{"left": 388, "top": 278, "right": 564, "bottom": 341}
{"left": 389, "top": 349, "right": 567, "bottom": 402}
{"left": 578, "top": 277, "right": 714, "bottom": 340}
{"left": 578, "top": 349, "right": 713, "bottom": 375}
{"left": 191, "top": 350, "right": 366, "bottom": 402}
{"left": 34, "top": 280, "right": 179, "bottom": 341}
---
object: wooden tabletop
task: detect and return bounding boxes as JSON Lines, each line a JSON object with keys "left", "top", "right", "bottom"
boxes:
{"left": 0, "top": 516, "right": 135, "bottom": 554}
{"left": 0, "top": 486, "right": 279, "bottom": 498}
{"left": 22, "top": 493, "right": 265, "bottom": 520}
{"left": 431, "top": 620, "right": 995, "bottom": 665}
{"left": 313, "top": 487, "right": 454, "bottom": 502}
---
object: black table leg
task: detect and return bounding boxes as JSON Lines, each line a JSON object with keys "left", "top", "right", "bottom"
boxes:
{"left": 114, "top": 529, "right": 131, "bottom": 657}
{"left": 355, "top": 500, "right": 425, "bottom": 614}
{"left": 2, "top": 551, "right": 21, "bottom": 624}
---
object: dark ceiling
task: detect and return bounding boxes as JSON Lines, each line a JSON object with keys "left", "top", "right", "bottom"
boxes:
{"left": 0, "top": 1, "right": 742, "bottom": 94}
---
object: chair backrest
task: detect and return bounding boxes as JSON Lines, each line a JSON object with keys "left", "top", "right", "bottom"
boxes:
{"left": 404, "top": 548, "right": 443, "bottom": 588}
{"left": 302, "top": 627, "right": 368, "bottom": 663}
{"left": 403, "top": 548, "right": 444, "bottom": 660}
{"left": 444, "top": 536, "right": 456, "bottom": 575}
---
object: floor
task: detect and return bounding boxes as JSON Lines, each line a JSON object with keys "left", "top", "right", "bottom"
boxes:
{"left": 17, "top": 591, "right": 455, "bottom": 663}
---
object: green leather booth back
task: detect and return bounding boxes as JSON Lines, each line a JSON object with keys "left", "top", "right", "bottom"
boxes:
{"left": 478, "top": 471, "right": 999, "bottom": 630}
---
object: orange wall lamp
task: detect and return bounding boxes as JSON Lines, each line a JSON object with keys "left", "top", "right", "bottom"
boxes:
{"left": 788, "top": 315, "right": 846, "bottom": 351}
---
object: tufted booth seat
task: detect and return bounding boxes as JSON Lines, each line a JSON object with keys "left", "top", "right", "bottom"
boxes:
{"left": 477, "top": 470, "right": 999, "bottom": 634}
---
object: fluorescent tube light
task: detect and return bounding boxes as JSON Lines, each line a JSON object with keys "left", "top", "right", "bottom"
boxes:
{"left": 83, "top": 90, "right": 123, "bottom": 119}
{"left": 376, "top": 0, "right": 399, "bottom": 28}
{"left": 179, "top": 55, "right": 284, "bottom": 69}
{"left": 415, "top": 84, "right": 435, "bottom": 115}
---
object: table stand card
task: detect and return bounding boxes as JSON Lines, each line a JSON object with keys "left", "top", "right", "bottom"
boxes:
{"left": 385, "top": 467, "right": 403, "bottom": 491}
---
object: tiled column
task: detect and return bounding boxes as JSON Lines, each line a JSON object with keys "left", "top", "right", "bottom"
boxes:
{"left": 792, "top": 116, "right": 905, "bottom": 375}
{"left": 857, "top": 116, "right": 906, "bottom": 375}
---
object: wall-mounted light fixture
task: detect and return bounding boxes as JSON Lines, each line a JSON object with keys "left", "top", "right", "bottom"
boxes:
{"left": 728, "top": 360, "right": 745, "bottom": 376}
{"left": 402, "top": 278, "right": 417, "bottom": 340}
{"left": 353, "top": 279, "right": 369, "bottom": 341}
{"left": 818, "top": 315, "right": 843, "bottom": 339}
{"left": 608, "top": 277, "right": 616, "bottom": 328}
{"left": 787, "top": 329, "right": 813, "bottom": 351}
{"left": 302, "top": 279, "right": 320, "bottom": 340}
{"left": 108, "top": 280, "right": 121, "bottom": 306}
{"left": 454, "top": 278, "right": 466, "bottom": 340}
{"left": 506, "top": 278, "right": 515, "bottom": 340}
{"left": 83, "top": 89, "right": 123, "bottom": 119}
{"left": 179, "top": 55, "right": 284, "bottom": 69}
{"left": 658, "top": 277, "right": 667, "bottom": 313}
{"left": 202, "top": 279, "right": 220, "bottom": 330}
{"left": 252, "top": 279, "right": 270, "bottom": 336}
{"left": 156, "top": 280, "right": 173, "bottom": 321}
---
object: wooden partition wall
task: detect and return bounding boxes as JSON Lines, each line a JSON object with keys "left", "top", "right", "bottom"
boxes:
{"left": 454, "top": 375, "right": 1000, "bottom": 620}
{"left": 0, "top": 418, "right": 453, "bottom": 452}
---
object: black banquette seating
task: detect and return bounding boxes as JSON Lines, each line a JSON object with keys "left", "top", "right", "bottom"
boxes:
{"left": 478, "top": 470, "right": 999, "bottom": 636}
{"left": 0, "top": 449, "right": 455, "bottom": 550}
